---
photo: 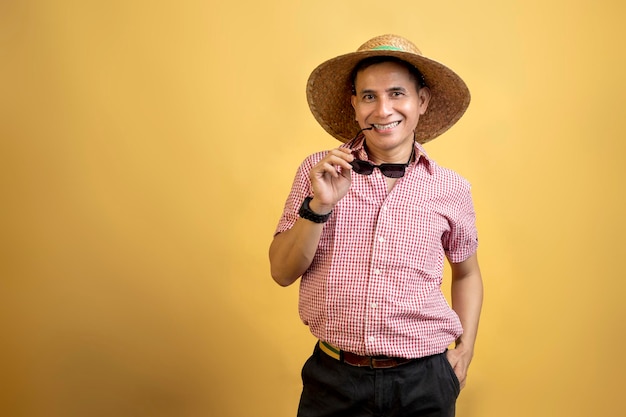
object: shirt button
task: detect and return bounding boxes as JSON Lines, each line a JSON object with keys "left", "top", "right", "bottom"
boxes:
{"left": 371, "top": 302, "right": 378, "bottom": 309}
{"left": 369, "top": 336, "right": 376, "bottom": 342}
{"left": 378, "top": 236, "right": 385, "bottom": 243}
{"left": 373, "top": 269, "right": 381, "bottom": 275}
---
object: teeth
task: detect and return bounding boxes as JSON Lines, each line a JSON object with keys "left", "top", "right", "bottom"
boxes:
{"left": 372, "top": 121, "right": 400, "bottom": 130}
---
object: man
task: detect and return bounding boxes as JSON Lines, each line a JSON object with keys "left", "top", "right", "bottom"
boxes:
{"left": 269, "top": 34, "right": 483, "bottom": 417}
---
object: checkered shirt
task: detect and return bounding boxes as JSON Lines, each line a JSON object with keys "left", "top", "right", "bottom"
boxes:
{"left": 274, "top": 140, "right": 478, "bottom": 359}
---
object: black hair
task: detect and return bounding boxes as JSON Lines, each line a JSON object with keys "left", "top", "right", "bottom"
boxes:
{"left": 350, "top": 56, "right": 427, "bottom": 94}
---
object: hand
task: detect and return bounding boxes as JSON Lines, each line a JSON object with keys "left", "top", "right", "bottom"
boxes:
{"left": 308, "top": 148, "right": 354, "bottom": 213}
{"left": 445, "top": 345, "right": 474, "bottom": 390}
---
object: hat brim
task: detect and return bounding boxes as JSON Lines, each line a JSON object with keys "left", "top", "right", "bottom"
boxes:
{"left": 306, "top": 50, "right": 471, "bottom": 144}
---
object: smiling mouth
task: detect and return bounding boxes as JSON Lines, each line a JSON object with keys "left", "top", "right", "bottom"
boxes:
{"left": 372, "top": 121, "right": 400, "bottom": 131}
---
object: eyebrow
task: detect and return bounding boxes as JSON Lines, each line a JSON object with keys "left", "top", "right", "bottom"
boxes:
{"left": 358, "top": 86, "right": 408, "bottom": 95}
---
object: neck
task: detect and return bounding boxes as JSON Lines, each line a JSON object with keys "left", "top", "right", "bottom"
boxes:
{"left": 364, "top": 140, "right": 415, "bottom": 165}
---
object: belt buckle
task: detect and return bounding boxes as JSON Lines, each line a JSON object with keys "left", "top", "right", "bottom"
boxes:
{"left": 369, "top": 356, "right": 393, "bottom": 369}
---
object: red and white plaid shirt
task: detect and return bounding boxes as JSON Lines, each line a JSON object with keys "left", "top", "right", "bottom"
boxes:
{"left": 275, "top": 139, "right": 478, "bottom": 359}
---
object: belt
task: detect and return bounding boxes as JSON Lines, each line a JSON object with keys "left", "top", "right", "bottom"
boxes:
{"left": 318, "top": 340, "right": 415, "bottom": 369}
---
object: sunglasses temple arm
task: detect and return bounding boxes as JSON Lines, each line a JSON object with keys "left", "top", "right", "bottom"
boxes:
{"left": 350, "top": 127, "right": 373, "bottom": 143}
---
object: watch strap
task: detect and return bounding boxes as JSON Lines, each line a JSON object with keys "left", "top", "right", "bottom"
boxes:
{"left": 298, "top": 196, "right": 331, "bottom": 223}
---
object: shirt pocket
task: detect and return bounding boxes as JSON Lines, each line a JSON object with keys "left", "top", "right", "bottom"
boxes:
{"left": 383, "top": 204, "right": 449, "bottom": 278}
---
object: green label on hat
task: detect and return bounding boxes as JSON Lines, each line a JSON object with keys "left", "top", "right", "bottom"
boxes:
{"left": 371, "top": 45, "right": 403, "bottom": 51}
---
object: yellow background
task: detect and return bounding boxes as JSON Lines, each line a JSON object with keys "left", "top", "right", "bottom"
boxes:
{"left": 1, "top": 0, "right": 625, "bottom": 416}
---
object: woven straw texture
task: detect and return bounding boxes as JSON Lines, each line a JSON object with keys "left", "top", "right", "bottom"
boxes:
{"left": 306, "top": 34, "right": 471, "bottom": 144}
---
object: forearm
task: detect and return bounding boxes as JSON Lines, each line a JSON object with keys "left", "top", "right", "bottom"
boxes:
{"left": 270, "top": 148, "right": 353, "bottom": 286}
{"left": 450, "top": 255, "right": 484, "bottom": 351}
{"left": 269, "top": 218, "right": 325, "bottom": 286}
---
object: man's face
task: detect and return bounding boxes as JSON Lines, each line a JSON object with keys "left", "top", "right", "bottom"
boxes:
{"left": 351, "top": 61, "right": 430, "bottom": 154}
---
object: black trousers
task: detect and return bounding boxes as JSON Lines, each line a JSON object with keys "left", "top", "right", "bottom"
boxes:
{"left": 297, "top": 344, "right": 460, "bottom": 417}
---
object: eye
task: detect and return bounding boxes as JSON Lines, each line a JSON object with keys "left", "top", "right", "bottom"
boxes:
{"left": 362, "top": 94, "right": 375, "bottom": 102}
{"left": 391, "top": 91, "right": 405, "bottom": 98}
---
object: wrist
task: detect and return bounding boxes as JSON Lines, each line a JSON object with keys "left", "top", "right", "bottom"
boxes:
{"left": 454, "top": 338, "right": 475, "bottom": 354}
{"left": 299, "top": 197, "right": 332, "bottom": 223}
{"left": 308, "top": 197, "right": 333, "bottom": 215}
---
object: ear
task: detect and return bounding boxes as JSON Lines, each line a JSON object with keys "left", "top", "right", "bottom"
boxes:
{"left": 417, "top": 87, "right": 431, "bottom": 115}
{"left": 351, "top": 94, "right": 357, "bottom": 111}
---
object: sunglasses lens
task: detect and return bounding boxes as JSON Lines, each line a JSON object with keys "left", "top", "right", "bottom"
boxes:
{"left": 350, "top": 160, "right": 374, "bottom": 175}
{"left": 380, "top": 165, "right": 406, "bottom": 178}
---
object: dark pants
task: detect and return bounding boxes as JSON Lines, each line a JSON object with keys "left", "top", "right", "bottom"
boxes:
{"left": 297, "top": 344, "right": 460, "bottom": 417}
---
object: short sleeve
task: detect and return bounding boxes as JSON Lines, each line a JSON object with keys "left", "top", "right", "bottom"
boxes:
{"left": 274, "top": 152, "right": 326, "bottom": 236}
{"left": 442, "top": 184, "right": 479, "bottom": 263}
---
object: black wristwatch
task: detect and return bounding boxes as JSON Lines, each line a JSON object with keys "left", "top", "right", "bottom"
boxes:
{"left": 299, "top": 196, "right": 332, "bottom": 223}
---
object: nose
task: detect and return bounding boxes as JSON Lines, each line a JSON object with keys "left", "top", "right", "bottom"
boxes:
{"left": 373, "top": 96, "right": 393, "bottom": 118}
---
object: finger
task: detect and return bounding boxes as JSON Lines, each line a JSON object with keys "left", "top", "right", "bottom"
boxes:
{"left": 334, "top": 147, "right": 354, "bottom": 156}
{"left": 318, "top": 155, "right": 353, "bottom": 174}
{"left": 315, "top": 159, "right": 351, "bottom": 179}
{"left": 454, "top": 365, "right": 467, "bottom": 389}
{"left": 311, "top": 162, "right": 339, "bottom": 179}
{"left": 327, "top": 148, "right": 355, "bottom": 164}
{"left": 339, "top": 164, "right": 352, "bottom": 180}
{"left": 329, "top": 149, "right": 354, "bottom": 162}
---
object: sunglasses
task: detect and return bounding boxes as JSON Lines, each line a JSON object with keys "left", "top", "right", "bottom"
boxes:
{"left": 348, "top": 129, "right": 415, "bottom": 178}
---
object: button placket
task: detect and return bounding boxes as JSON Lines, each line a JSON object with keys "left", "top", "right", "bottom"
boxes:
{"left": 365, "top": 195, "right": 391, "bottom": 354}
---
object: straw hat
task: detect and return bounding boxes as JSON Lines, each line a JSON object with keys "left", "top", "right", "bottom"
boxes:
{"left": 306, "top": 34, "right": 471, "bottom": 144}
